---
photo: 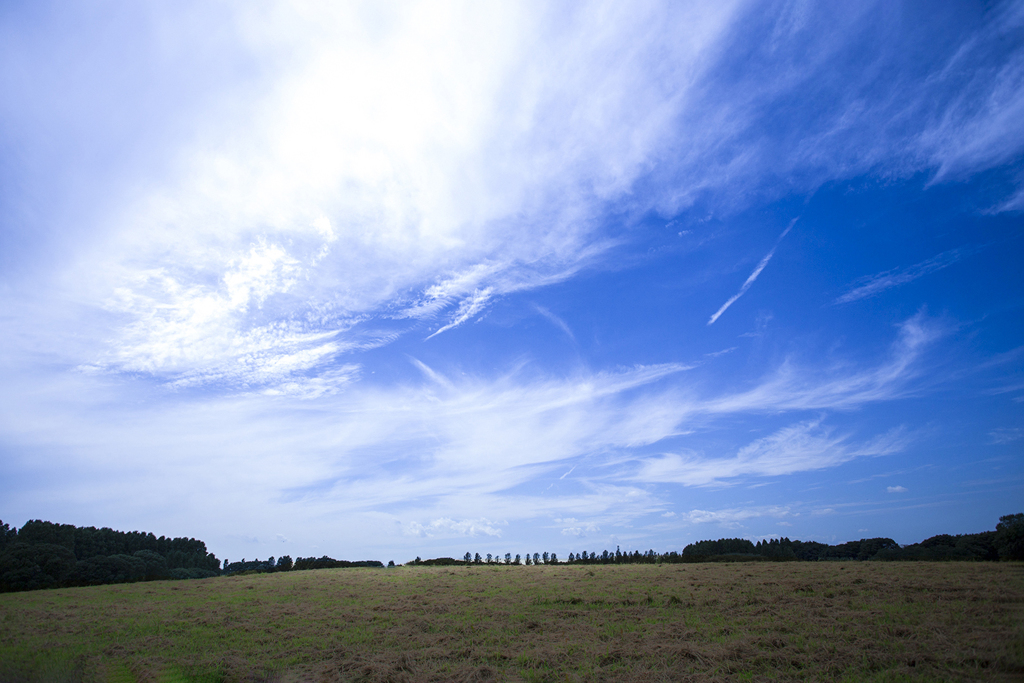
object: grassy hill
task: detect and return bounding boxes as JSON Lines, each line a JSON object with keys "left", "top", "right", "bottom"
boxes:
{"left": 1, "top": 562, "right": 1022, "bottom": 682}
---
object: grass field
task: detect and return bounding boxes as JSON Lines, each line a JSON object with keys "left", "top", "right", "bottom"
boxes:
{"left": 1, "top": 562, "right": 1022, "bottom": 682}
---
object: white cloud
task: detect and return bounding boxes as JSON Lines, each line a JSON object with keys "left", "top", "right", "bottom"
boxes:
{"left": 2, "top": 2, "right": 1020, "bottom": 561}
{"left": 635, "top": 419, "right": 908, "bottom": 487}
{"left": 53, "top": 1, "right": 746, "bottom": 389}
{"left": 11, "top": 1, "right": 1015, "bottom": 393}
{"left": 887, "top": 486, "right": 907, "bottom": 493}
{"left": 835, "top": 246, "right": 979, "bottom": 305}
{"left": 988, "top": 428, "right": 1023, "bottom": 445}
{"left": 0, "top": 311, "right": 938, "bottom": 558}
{"left": 532, "top": 304, "right": 576, "bottom": 342}
{"left": 683, "top": 506, "right": 793, "bottom": 528}
{"left": 917, "top": 3, "right": 1024, "bottom": 183}
{"left": 404, "top": 517, "right": 504, "bottom": 538}
{"left": 707, "top": 311, "right": 942, "bottom": 413}
{"left": 426, "top": 288, "right": 494, "bottom": 339}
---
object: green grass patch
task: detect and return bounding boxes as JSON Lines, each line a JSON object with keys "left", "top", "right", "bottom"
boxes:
{"left": 1, "top": 563, "right": 1022, "bottom": 681}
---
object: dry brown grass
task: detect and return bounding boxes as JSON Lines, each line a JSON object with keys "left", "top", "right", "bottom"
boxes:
{"left": 1, "top": 562, "right": 1022, "bottom": 682}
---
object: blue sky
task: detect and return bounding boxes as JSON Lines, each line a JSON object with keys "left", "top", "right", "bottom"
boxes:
{"left": 1, "top": 1, "right": 1022, "bottom": 563}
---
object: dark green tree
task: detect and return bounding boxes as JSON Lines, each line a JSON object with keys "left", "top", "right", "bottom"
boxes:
{"left": 133, "top": 549, "right": 169, "bottom": 580}
{"left": 0, "top": 543, "right": 77, "bottom": 592}
{"left": 0, "top": 520, "right": 16, "bottom": 552}
{"left": 69, "top": 554, "right": 147, "bottom": 586}
{"left": 996, "top": 513, "right": 1024, "bottom": 560}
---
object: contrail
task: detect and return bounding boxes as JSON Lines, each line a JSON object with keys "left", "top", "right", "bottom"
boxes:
{"left": 708, "top": 219, "right": 796, "bottom": 326}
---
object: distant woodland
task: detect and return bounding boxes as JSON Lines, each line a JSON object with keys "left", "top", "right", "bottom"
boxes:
{"left": 1, "top": 513, "right": 1021, "bottom": 594}
{"left": 0, "top": 520, "right": 382, "bottom": 594}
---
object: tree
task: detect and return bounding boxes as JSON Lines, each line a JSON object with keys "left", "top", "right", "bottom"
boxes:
{"left": 387, "top": 560, "right": 395, "bottom": 567}
{"left": 474, "top": 552, "right": 482, "bottom": 564}
{"left": 486, "top": 553, "right": 492, "bottom": 564}
{"left": 996, "top": 513, "right": 1024, "bottom": 560}
{"left": 0, "top": 521, "right": 16, "bottom": 552}
{"left": 133, "top": 549, "right": 169, "bottom": 580}
{"left": 514, "top": 554, "right": 521, "bottom": 565}
{"left": 0, "top": 543, "right": 76, "bottom": 593}
{"left": 525, "top": 555, "right": 532, "bottom": 565}
{"left": 550, "top": 552, "right": 558, "bottom": 564}
{"left": 505, "top": 552, "right": 512, "bottom": 564}
{"left": 464, "top": 552, "right": 472, "bottom": 563}
{"left": 276, "top": 555, "right": 293, "bottom": 571}
{"left": 533, "top": 552, "right": 540, "bottom": 565}
{"left": 70, "top": 554, "right": 146, "bottom": 586}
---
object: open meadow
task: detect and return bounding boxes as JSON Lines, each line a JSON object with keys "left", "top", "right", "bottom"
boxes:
{"left": 1, "top": 562, "right": 1022, "bottom": 682}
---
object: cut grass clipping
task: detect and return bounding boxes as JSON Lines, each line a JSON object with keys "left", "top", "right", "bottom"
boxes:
{"left": 1, "top": 562, "right": 1022, "bottom": 682}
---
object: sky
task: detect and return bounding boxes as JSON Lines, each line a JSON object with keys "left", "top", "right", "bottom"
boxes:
{"left": 1, "top": 0, "right": 1022, "bottom": 564}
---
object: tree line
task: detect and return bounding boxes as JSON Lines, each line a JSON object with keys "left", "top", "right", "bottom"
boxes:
{"left": 409, "top": 513, "right": 1024, "bottom": 566}
{"left": 0, "top": 519, "right": 221, "bottom": 593}
{"left": 0, "top": 519, "right": 388, "bottom": 593}
{"left": 3, "top": 512, "right": 1020, "bottom": 593}
{"left": 221, "top": 555, "right": 383, "bottom": 574}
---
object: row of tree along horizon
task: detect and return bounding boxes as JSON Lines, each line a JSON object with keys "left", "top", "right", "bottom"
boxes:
{"left": 2, "top": 513, "right": 1021, "bottom": 594}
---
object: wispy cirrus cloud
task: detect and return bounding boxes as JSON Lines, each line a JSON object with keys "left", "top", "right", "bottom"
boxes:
{"left": 0, "top": 311, "right": 939, "bottom": 558}
{"left": 835, "top": 246, "right": 980, "bottom": 304}
{"left": 988, "top": 428, "right": 1023, "bottom": 445}
{"left": 531, "top": 304, "right": 576, "bottom": 342}
{"left": 5, "top": 1, "right": 1019, "bottom": 393}
{"left": 1, "top": 1, "right": 1021, "bottom": 560}
{"left": 634, "top": 420, "right": 909, "bottom": 487}
{"left": 706, "top": 311, "right": 941, "bottom": 413}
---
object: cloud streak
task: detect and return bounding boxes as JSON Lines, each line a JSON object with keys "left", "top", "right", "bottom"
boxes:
{"left": 708, "top": 220, "right": 795, "bottom": 325}
{"left": 835, "top": 246, "right": 980, "bottom": 304}
{"left": 634, "top": 420, "right": 909, "bottom": 487}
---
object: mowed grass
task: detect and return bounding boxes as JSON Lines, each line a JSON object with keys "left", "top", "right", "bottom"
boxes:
{"left": 1, "top": 562, "right": 1022, "bottom": 682}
